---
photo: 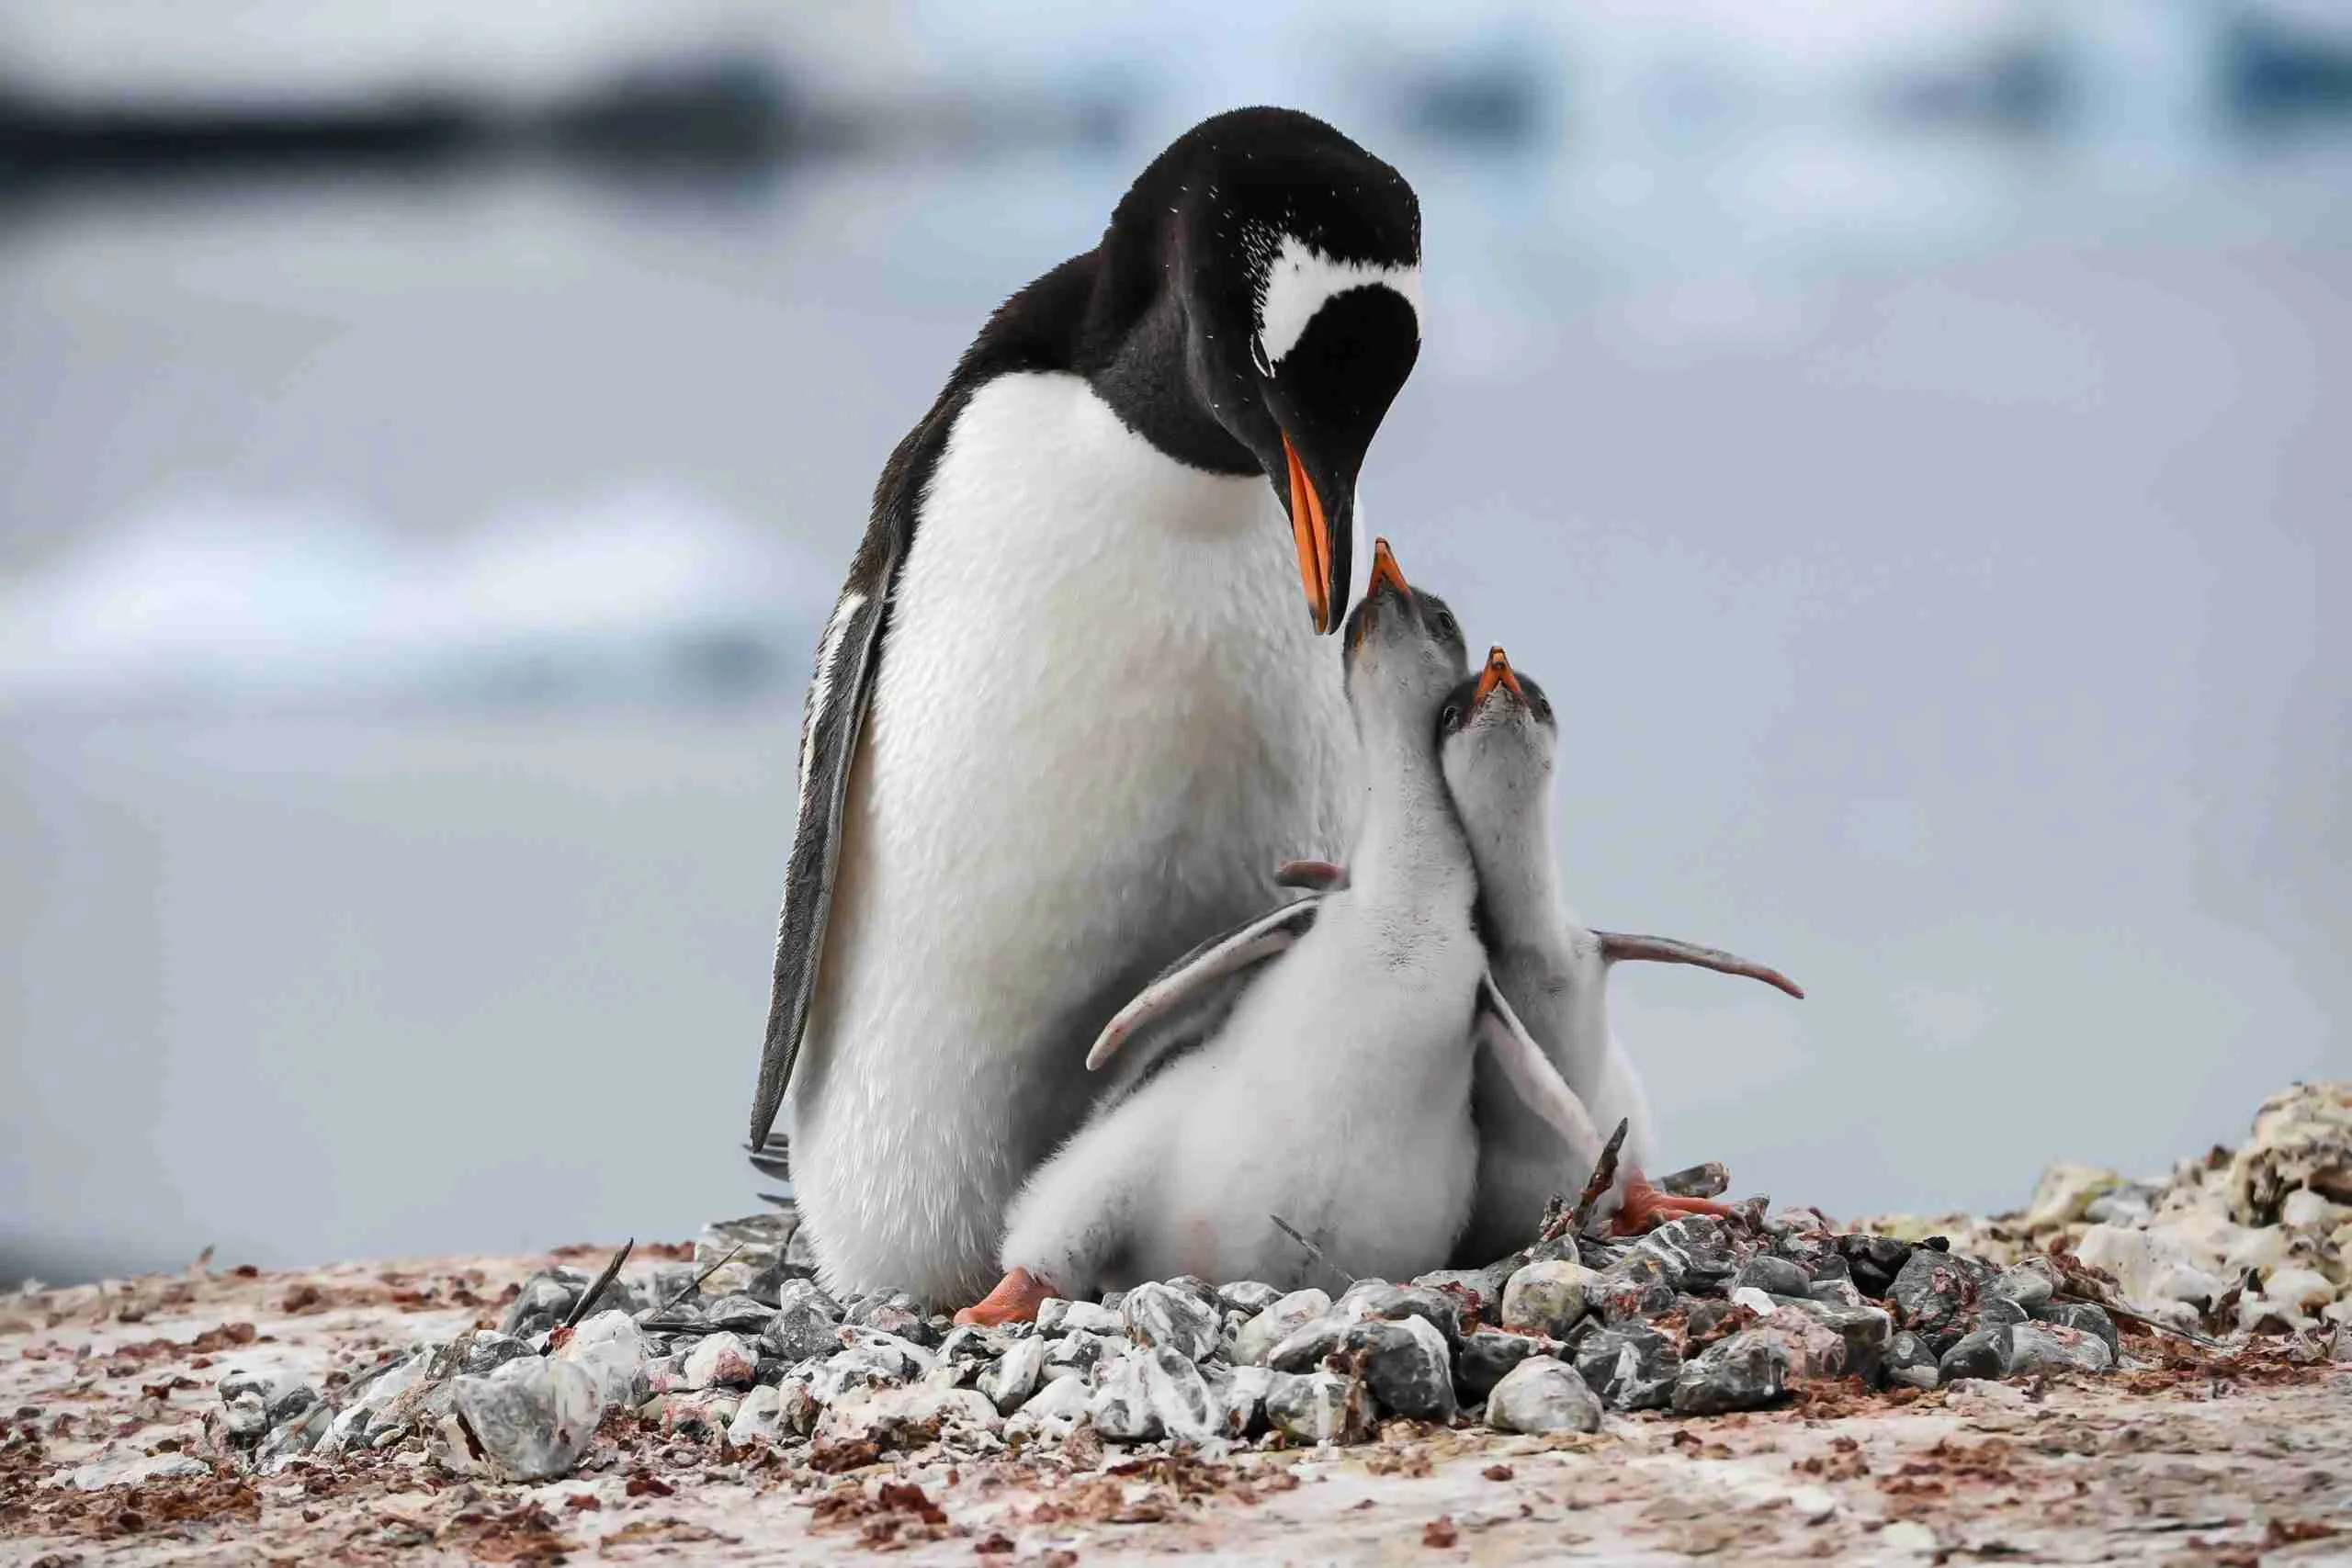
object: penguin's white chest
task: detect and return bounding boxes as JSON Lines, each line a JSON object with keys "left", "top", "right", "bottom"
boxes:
{"left": 793, "top": 370, "right": 1356, "bottom": 1296}
{"left": 864, "top": 371, "right": 1353, "bottom": 902}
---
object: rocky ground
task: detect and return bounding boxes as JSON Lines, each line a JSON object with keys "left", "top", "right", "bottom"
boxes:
{"left": 5, "top": 1084, "right": 2348, "bottom": 1565}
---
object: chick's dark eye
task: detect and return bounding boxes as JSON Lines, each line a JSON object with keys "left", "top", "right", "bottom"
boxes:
{"left": 1440, "top": 704, "right": 1462, "bottom": 729}
{"left": 1432, "top": 610, "right": 1456, "bottom": 639}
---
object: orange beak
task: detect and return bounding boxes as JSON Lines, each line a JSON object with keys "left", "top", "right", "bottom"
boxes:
{"left": 1283, "top": 432, "right": 1333, "bottom": 634}
{"left": 1366, "top": 536, "right": 1410, "bottom": 600}
{"left": 1473, "top": 645, "right": 1525, "bottom": 708}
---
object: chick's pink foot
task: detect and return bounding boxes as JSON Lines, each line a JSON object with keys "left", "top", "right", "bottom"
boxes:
{"left": 955, "top": 1267, "right": 1057, "bottom": 1326}
{"left": 1608, "top": 1166, "right": 1739, "bottom": 1236}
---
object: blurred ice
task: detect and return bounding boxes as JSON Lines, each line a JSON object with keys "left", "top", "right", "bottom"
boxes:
{"left": 0, "top": 488, "right": 823, "bottom": 711}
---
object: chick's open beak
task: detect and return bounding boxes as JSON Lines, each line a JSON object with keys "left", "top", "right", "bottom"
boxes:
{"left": 1473, "top": 645, "right": 1525, "bottom": 708}
{"left": 1366, "top": 536, "right": 1410, "bottom": 600}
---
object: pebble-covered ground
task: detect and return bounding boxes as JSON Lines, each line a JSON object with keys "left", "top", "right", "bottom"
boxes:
{"left": 5, "top": 1084, "right": 2347, "bottom": 1565}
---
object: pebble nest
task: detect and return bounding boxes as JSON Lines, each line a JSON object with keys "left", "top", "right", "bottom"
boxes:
{"left": 178, "top": 1081, "right": 2347, "bottom": 1488}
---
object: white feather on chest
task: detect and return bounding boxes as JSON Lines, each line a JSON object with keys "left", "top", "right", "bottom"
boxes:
{"left": 791, "top": 369, "right": 1358, "bottom": 1301}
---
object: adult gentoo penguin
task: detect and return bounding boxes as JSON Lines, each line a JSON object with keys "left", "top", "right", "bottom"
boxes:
{"left": 750, "top": 108, "right": 1425, "bottom": 1303}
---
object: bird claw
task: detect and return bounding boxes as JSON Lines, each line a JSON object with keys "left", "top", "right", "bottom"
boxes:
{"left": 1607, "top": 1166, "right": 1740, "bottom": 1235}
{"left": 955, "top": 1267, "right": 1057, "bottom": 1326}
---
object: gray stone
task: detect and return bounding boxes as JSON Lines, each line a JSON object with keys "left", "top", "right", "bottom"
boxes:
{"left": 1991, "top": 1258, "right": 2059, "bottom": 1310}
{"left": 557, "top": 1309, "right": 651, "bottom": 1409}
{"left": 1015, "top": 1374, "right": 1092, "bottom": 1425}
{"left": 1740, "top": 1312, "right": 1854, "bottom": 1382}
{"left": 1264, "top": 1369, "right": 1374, "bottom": 1446}
{"left": 1229, "top": 1287, "right": 1329, "bottom": 1366}
{"left": 1671, "top": 1329, "right": 1790, "bottom": 1415}
{"left": 1218, "top": 1280, "right": 1284, "bottom": 1316}
{"left": 833, "top": 1325, "right": 937, "bottom": 1376}
{"left": 1412, "top": 1266, "right": 1511, "bottom": 1325}
{"left": 1590, "top": 1254, "right": 1678, "bottom": 1324}
{"left": 818, "top": 1382, "right": 1001, "bottom": 1449}
{"left": 1836, "top": 1234, "right": 1912, "bottom": 1300}
{"left": 1455, "top": 1328, "right": 1547, "bottom": 1403}
{"left": 1341, "top": 1283, "right": 1466, "bottom": 1353}
{"left": 1164, "top": 1275, "right": 1223, "bottom": 1308}
{"left": 1500, "top": 1260, "right": 1596, "bottom": 1337}
{"left": 762, "top": 1300, "right": 842, "bottom": 1365}
{"left": 1938, "top": 1325, "right": 2013, "bottom": 1382}
{"left": 933, "top": 1324, "right": 1012, "bottom": 1366}
{"left": 978, "top": 1336, "right": 1046, "bottom": 1414}
{"left": 1626, "top": 1216, "right": 1741, "bottom": 1294}
{"left": 681, "top": 1330, "right": 757, "bottom": 1391}
{"left": 1766, "top": 1213, "right": 1838, "bottom": 1273}
{"left": 1658, "top": 1161, "right": 1731, "bottom": 1199}
{"left": 218, "top": 1367, "right": 311, "bottom": 1444}
{"left": 1885, "top": 1331, "right": 1939, "bottom": 1390}
{"left": 1807, "top": 1278, "right": 1869, "bottom": 1310}
{"left": 1770, "top": 1296, "right": 1894, "bottom": 1385}
{"left": 699, "top": 1292, "right": 779, "bottom": 1333}
{"left": 457, "top": 1332, "right": 532, "bottom": 1378}
{"left": 776, "top": 1278, "right": 842, "bottom": 1318}
{"left": 1729, "top": 1256, "right": 1812, "bottom": 1299}
{"left": 499, "top": 1271, "right": 582, "bottom": 1339}
{"left": 67, "top": 1452, "right": 212, "bottom": 1490}
{"left": 810, "top": 1343, "right": 924, "bottom": 1404}
{"left": 449, "top": 1356, "right": 601, "bottom": 1482}
{"left": 1140, "top": 1345, "right": 1219, "bottom": 1444}
{"left": 1485, "top": 1356, "right": 1602, "bottom": 1434}
{"left": 726, "top": 1384, "right": 787, "bottom": 1444}
{"left": 1121, "top": 1281, "right": 1221, "bottom": 1362}
{"left": 1098, "top": 1290, "right": 1126, "bottom": 1313}
{"left": 1005, "top": 1374, "right": 1092, "bottom": 1443}
{"left": 1348, "top": 1316, "right": 1455, "bottom": 1423}
{"left": 1207, "top": 1364, "right": 1274, "bottom": 1438}
{"left": 1041, "top": 1328, "right": 1120, "bottom": 1382}
{"left": 1889, "top": 1247, "right": 2000, "bottom": 1353}
{"left": 1036, "top": 1298, "right": 1123, "bottom": 1337}
{"left": 1089, "top": 1350, "right": 1161, "bottom": 1443}
{"left": 845, "top": 1290, "right": 937, "bottom": 1347}
{"left": 695, "top": 1211, "right": 798, "bottom": 1303}
{"left": 1265, "top": 1312, "right": 1353, "bottom": 1373}
{"left": 2030, "top": 1301, "right": 2120, "bottom": 1359}
{"left": 2004, "top": 1322, "right": 2114, "bottom": 1376}
{"left": 1573, "top": 1324, "right": 1681, "bottom": 1411}
{"left": 256, "top": 1402, "right": 332, "bottom": 1471}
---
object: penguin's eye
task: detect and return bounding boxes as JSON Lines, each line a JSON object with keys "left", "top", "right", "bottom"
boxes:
{"left": 1430, "top": 609, "right": 1457, "bottom": 641}
{"left": 1440, "top": 703, "right": 1463, "bottom": 729}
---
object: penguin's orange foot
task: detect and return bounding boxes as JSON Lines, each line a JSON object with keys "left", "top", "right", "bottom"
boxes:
{"left": 955, "top": 1267, "right": 1057, "bottom": 1327}
{"left": 1609, "top": 1167, "right": 1740, "bottom": 1236}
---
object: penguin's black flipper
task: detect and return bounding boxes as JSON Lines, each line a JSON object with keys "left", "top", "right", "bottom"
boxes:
{"left": 1083, "top": 895, "right": 1326, "bottom": 1071}
{"left": 748, "top": 563, "right": 894, "bottom": 1149}
{"left": 748, "top": 255, "right": 1108, "bottom": 1152}
{"left": 1472, "top": 972, "right": 1605, "bottom": 1167}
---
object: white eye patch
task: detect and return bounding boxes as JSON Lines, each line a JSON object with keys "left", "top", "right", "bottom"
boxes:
{"left": 1255, "top": 232, "right": 1422, "bottom": 368}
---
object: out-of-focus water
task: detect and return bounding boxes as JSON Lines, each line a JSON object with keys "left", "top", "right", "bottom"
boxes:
{"left": 4, "top": 120, "right": 2348, "bottom": 1284}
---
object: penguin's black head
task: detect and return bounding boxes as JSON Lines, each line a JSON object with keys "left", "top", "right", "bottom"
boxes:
{"left": 1102, "top": 107, "right": 1421, "bottom": 637}
{"left": 1340, "top": 538, "right": 1466, "bottom": 714}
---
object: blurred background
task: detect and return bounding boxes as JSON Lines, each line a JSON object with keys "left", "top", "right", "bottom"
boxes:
{"left": 4, "top": 0, "right": 2348, "bottom": 1286}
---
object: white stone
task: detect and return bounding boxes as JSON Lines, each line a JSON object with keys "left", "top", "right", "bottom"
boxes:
{"left": 1233, "top": 1289, "right": 1331, "bottom": 1367}
{"left": 681, "top": 1331, "right": 757, "bottom": 1391}
{"left": 556, "top": 1310, "right": 650, "bottom": 1409}
{"left": 977, "top": 1336, "right": 1046, "bottom": 1414}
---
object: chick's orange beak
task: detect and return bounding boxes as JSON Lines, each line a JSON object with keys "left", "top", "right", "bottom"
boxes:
{"left": 1366, "top": 536, "right": 1410, "bottom": 600}
{"left": 1473, "top": 645, "right": 1525, "bottom": 708}
{"left": 1283, "top": 432, "right": 1332, "bottom": 634}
